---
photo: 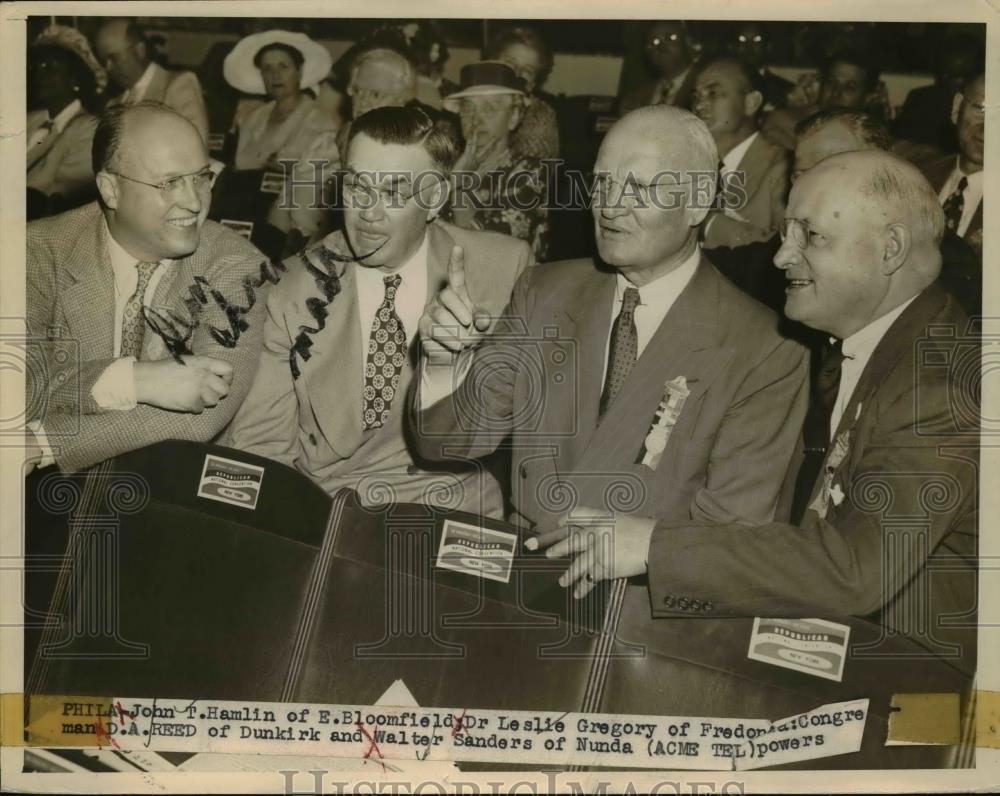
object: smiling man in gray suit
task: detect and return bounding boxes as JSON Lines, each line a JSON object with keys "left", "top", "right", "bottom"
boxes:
{"left": 225, "top": 106, "right": 531, "bottom": 517}
{"left": 412, "top": 105, "right": 809, "bottom": 675}
{"left": 26, "top": 103, "right": 267, "bottom": 473}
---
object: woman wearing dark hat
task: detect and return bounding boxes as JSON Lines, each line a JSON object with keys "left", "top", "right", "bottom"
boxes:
{"left": 484, "top": 26, "right": 560, "bottom": 161}
{"left": 444, "top": 61, "right": 549, "bottom": 261}
{"left": 26, "top": 25, "right": 106, "bottom": 218}
{"left": 223, "top": 30, "right": 340, "bottom": 244}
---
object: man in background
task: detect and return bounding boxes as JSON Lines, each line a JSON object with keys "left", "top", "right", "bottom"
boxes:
{"left": 728, "top": 21, "right": 793, "bottom": 111}
{"left": 761, "top": 48, "right": 881, "bottom": 150}
{"left": 917, "top": 73, "right": 985, "bottom": 260}
{"left": 618, "top": 21, "right": 698, "bottom": 114}
{"left": 693, "top": 57, "right": 789, "bottom": 249}
{"left": 95, "top": 19, "right": 210, "bottom": 141}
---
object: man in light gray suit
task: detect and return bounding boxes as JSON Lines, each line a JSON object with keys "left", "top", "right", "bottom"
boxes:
{"left": 411, "top": 106, "right": 809, "bottom": 707}
{"left": 225, "top": 106, "right": 531, "bottom": 517}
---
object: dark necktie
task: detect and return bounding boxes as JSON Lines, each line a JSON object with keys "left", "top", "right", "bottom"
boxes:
{"left": 363, "top": 274, "right": 407, "bottom": 431}
{"left": 942, "top": 176, "right": 968, "bottom": 234}
{"left": 599, "top": 286, "right": 640, "bottom": 419}
{"left": 791, "top": 339, "right": 845, "bottom": 523}
{"left": 120, "top": 261, "right": 159, "bottom": 359}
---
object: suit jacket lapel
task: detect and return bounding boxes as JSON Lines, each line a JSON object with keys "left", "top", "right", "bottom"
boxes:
{"left": 425, "top": 222, "right": 453, "bottom": 304}
{"left": 144, "top": 64, "right": 170, "bottom": 103}
{"left": 555, "top": 268, "right": 616, "bottom": 467}
{"left": 61, "top": 216, "right": 116, "bottom": 359}
{"left": 815, "top": 286, "right": 948, "bottom": 503}
{"left": 299, "top": 236, "right": 365, "bottom": 455}
{"left": 577, "top": 258, "right": 730, "bottom": 470}
{"left": 736, "top": 134, "right": 773, "bottom": 202}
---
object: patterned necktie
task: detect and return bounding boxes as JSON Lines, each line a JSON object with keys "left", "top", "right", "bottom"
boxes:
{"left": 942, "top": 176, "right": 967, "bottom": 234}
{"left": 120, "top": 261, "right": 159, "bottom": 359}
{"left": 599, "top": 286, "right": 640, "bottom": 419}
{"left": 791, "top": 339, "right": 845, "bottom": 523}
{"left": 363, "top": 274, "right": 407, "bottom": 431}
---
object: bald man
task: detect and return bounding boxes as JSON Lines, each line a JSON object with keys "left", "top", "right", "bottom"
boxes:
{"left": 26, "top": 103, "right": 268, "bottom": 473}
{"left": 95, "top": 19, "right": 209, "bottom": 141}
{"left": 558, "top": 150, "right": 978, "bottom": 767}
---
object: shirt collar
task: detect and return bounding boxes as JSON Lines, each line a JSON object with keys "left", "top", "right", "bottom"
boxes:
{"left": 50, "top": 99, "right": 82, "bottom": 134}
{"left": 615, "top": 245, "right": 700, "bottom": 305}
{"left": 130, "top": 61, "right": 156, "bottom": 99}
{"left": 840, "top": 295, "right": 918, "bottom": 361}
{"left": 951, "top": 159, "right": 984, "bottom": 188}
{"left": 104, "top": 219, "right": 169, "bottom": 278}
{"left": 721, "top": 131, "right": 759, "bottom": 173}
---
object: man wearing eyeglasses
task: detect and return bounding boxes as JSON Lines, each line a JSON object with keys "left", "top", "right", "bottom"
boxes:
{"left": 538, "top": 149, "right": 977, "bottom": 766}
{"left": 618, "top": 22, "right": 699, "bottom": 116}
{"left": 25, "top": 102, "right": 269, "bottom": 474}
{"left": 916, "top": 73, "right": 985, "bottom": 259}
{"left": 224, "top": 105, "right": 531, "bottom": 515}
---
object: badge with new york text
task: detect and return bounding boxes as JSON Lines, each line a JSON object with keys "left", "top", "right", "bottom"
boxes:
{"left": 197, "top": 454, "right": 265, "bottom": 510}
{"left": 747, "top": 617, "right": 851, "bottom": 682}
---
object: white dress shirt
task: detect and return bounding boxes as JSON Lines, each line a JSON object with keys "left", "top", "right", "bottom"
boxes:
{"left": 91, "top": 226, "right": 169, "bottom": 410}
{"left": 123, "top": 62, "right": 156, "bottom": 103}
{"left": 354, "top": 233, "right": 429, "bottom": 383}
{"left": 829, "top": 296, "right": 917, "bottom": 439}
{"left": 26, "top": 98, "right": 82, "bottom": 152}
{"left": 421, "top": 247, "right": 701, "bottom": 409}
{"left": 600, "top": 248, "right": 700, "bottom": 384}
{"left": 937, "top": 162, "right": 984, "bottom": 238}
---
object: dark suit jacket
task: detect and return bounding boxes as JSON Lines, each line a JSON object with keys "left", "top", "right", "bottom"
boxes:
{"left": 414, "top": 255, "right": 809, "bottom": 530}
{"left": 893, "top": 83, "right": 959, "bottom": 153}
{"left": 27, "top": 202, "right": 269, "bottom": 472}
{"left": 919, "top": 153, "right": 984, "bottom": 250}
{"left": 634, "top": 285, "right": 977, "bottom": 767}
{"left": 618, "top": 68, "right": 698, "bottom": 115}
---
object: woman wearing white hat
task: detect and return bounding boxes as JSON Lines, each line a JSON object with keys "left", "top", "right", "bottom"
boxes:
{"left": 444, "top": 61, "right": 549, "bottom": 261}
{"left": 223, "top": 30, "right": 340, "bottom": 245}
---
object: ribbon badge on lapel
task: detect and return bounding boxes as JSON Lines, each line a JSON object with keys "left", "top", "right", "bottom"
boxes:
{"left": 809, "top": 428, "right": 852, "bottom": 519}
{"left": 639, "top": 376, "right": 690, "bottom": 470}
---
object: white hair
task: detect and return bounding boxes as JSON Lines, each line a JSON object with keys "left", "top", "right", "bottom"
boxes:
{"left": 349, "top": 47, "right": 417, "bottom": 97}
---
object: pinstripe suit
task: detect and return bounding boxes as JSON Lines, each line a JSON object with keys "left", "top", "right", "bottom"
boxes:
{"left": 27, "top": 202, "right": 269, "bottom": 472}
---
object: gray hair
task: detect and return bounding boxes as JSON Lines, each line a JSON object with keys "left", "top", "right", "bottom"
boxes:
{"left": 619, "top": 105, "right": 719, "bottom": 206}
{"left": 859, "top": 156, "right": 945, "bottom": 248}
{"left": 795, "top": 108, "right": 892, "bottom": 151}
{"left": 349, "top": 46, "right": 417, "bottom": 97}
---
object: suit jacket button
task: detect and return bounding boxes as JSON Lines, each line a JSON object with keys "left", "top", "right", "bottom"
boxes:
{"left": 308, "top": 433, "right": 318, "bottom": 446}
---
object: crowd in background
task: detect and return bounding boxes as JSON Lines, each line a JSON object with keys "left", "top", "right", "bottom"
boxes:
{"left": 26, "top": 17, "right": 986, "bottom": 309}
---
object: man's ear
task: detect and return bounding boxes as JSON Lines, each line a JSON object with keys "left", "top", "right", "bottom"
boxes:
{"left": 96, "top": 171, "right": 120, "bottom": 210}
{"left": 134, "top": 39, "right": 148, "bottom": 63}
{"left": 744, "top": 89, "right": 764, "bottom": 118}
{"left": 508, "top": 100, "right": 524, "bottom": 132}
{"left": 881, "top": 222, "right": 909, "bottom": 275}
{"left": 951, "top": 92, "right": 964, "bottom": 126}
{"left": 424, "top": 174, "right": 448, "bottom": 223}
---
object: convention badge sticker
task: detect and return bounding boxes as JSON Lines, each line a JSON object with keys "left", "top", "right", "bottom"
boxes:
{"left": 747, "top": 617, "right": 851, "bottom": 682}
{"left": 436, "top": 519, "right": 517, "bottom": 584}
{"left": 219, "top": 218, "right": 254, "bottom": 239}
{"left": 197, "top": 454, "right": 265, "bottom": 510}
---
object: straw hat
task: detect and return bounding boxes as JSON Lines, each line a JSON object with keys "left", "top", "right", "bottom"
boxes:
{"left": 224, "top": 29, "right": 333, "bottom": 95}
{"left": 31, "top": 24, "right": 108, "bottom": 91}
{"left": 442, "top": 61, "right": 525, "bottom": 111}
